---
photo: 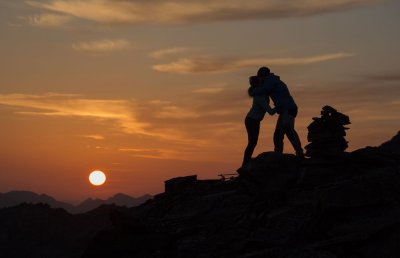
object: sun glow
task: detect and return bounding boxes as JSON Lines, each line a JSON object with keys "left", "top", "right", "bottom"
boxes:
{"left": 89, "top": 170, "right": 106, "bottom": 186}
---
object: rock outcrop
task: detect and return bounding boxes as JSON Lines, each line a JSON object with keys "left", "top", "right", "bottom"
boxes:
{"left": 379, "top": 131, "right": 400, "bottom": 155}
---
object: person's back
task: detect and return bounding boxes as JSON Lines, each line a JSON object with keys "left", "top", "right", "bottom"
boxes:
{"left": 252, "top": 73, "right": 297, "bottom": 114}
{"left": 247, "top": 94, "right": 271, "bottom": 121}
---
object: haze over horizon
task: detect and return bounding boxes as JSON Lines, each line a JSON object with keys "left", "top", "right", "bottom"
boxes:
{"left": 0, "top": 0, "right": 399, "bottom": 202}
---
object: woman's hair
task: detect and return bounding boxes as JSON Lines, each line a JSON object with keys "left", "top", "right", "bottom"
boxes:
{"left": 257, "top": 66, "right": 270, "bottom": 77}
{"left": 248, "top": 76, "right": 259, "bottom": 97}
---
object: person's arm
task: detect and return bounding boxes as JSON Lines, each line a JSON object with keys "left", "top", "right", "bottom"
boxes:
{"left": 249, "top": 81, "right": 273, "bottom": 96}
{"left": 256, "top": 96, "right": 276, "bottom": 115}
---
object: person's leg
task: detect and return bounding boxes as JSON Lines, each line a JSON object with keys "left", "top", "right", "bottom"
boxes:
{"left": 273, "top": 113, "right": 285, "bottom": 153}
{"left": 282, "top": 113, "right": 304, "bottom": 156}
{"left": 242, "top": 117, "right": 260, "bottom": 166}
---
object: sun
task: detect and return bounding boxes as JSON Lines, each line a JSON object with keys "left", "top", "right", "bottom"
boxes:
{"left": 89, "top": 170, "right": 106, "bottom": 186}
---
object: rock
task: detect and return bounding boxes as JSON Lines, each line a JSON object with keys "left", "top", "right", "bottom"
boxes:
{"left": 305, "top": 106, "right": 350, "bottom": 158}
{"left": 316, "top": 168, "right": 400, "bottom": 210}
{"left": 165, "top": 175, "right": 198, "bottom": 193}
{"left": 239, "top": 152, "right": 301, "bottom": 196}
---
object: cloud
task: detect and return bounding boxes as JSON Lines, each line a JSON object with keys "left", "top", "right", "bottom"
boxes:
{"left": 27, "top": 13, "right": 72, "bottom": 27}
{"left": 81, "top": 134, "right": 105, "bottom": 140}
{"left": 391, "top": 101, "right": 400, "bottom": 106}
{"left": 150, "top": 47, "right": 188, "bottom": 59}
{"left": 364, "top": 73, "right": 400, "bottom": 82}
{"left": 26, "top": 0, "right": 379, "bottom": 25}
{"left": 72, "top": 39, "right": 130, "bottom": 53}
{"left": 0, "top": 92, "right": 147, "bottom": 134}
{"left": 119, "top": 148, "right": 185, "bottom": 160}
{"left": 148, "top": 99, "right": 172, "bottom": 105}
{"left": 153, "top": 52, "right": 356, "bottom": 74}
{"left": 193, "top": 87, "right": 225, "bottom": 94}
{"left": 0, "top": 93, "right": 203, "bottom": 144}
{"left": 156, "top": 106, "right": 201, "bottom": 119}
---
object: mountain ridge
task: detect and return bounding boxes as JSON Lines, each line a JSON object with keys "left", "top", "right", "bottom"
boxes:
{"left": 0, "top": 191, "right": 151, "bottom": 214}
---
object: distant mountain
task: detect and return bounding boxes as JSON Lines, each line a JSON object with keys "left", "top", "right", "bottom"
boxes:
{"left": 74, "top": 193, "right": 152, "bottom": 213}
{"left": 0, "top": 190, "right": 75, "bottom": 212}
{"left": 0, "top": 191, "right": 151, "bottom": 214}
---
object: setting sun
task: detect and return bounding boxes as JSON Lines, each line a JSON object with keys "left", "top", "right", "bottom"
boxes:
{"left": 89, "top": 170, "right": 106, "bottom": 186}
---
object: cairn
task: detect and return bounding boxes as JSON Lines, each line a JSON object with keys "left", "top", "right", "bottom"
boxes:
{"left": 305, "top": 106, "right": 350, "bottom": 158}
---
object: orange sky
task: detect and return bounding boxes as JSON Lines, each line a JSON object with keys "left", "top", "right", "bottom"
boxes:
{"left": 0, "top": 0, "right": 399, "bottom": 202}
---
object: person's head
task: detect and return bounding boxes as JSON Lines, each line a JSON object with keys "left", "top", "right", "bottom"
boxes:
{"left": 248, "top": 75, "right": 259, "bottom": 97}
{"left": 249, "top": 75, "right": 260, "bottom": 87}
{"left": 257, "top": 66, "right": 270, "bottom": 78}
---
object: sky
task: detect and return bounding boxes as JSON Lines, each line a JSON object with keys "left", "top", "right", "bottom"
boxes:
{"left": 0, "top": 0, "right": 399, "bottom": 202}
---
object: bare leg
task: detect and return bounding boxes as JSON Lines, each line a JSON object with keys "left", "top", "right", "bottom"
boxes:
{"left": 242, "top": 117, "right": 260, "bottom": 166}
{"left": 273, "top": 114, "right": 285, "bottom": 153}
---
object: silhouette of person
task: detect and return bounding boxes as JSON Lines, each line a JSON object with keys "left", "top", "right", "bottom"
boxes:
{"left": 239, "top": 76, "right": 276, "bottom": 171}
{"left": 250, "top": 67, "right": 304, "bottom": 158}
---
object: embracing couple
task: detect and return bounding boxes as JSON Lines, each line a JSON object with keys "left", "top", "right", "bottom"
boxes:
{"left": 239, "top": 67, "right": 304, "bottom": 172}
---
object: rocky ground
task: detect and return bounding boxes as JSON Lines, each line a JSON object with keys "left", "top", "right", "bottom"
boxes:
{"left": 81, "top": 133, "right": 400, "bottom": 258}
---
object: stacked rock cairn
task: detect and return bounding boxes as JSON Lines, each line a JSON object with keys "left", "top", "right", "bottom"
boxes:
{"left": 305, "top": 106, "right": 351, "bottom": 158}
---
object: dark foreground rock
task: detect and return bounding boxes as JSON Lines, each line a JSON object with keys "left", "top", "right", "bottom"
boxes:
{"left": 81, "top": 134, "right": 400, "bottom": 258}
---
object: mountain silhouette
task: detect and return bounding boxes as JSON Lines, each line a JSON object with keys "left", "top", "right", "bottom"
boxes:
{"left": 0, "top": 191, "right": 151, "bottom": 214}
{"left": 0, "top": 190, "right": 75, "bottom": 211}
{"left": 75, "top": 193, "right": 151, "bottom": 213}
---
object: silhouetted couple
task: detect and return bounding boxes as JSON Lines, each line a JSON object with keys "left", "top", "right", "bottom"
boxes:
{"left": 239, "top": 67, "right": 304, "bottom": 172}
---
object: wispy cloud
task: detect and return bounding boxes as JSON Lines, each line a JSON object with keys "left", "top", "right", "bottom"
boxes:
{"left": 391, "top": 101, "right": 400, "bottom": 106}
{"left": 27, "top": 13, "right": 72, "bottom": 27}
{"left": 150, "top": 47, "right": 188, "bottom": 59}
{"left": 193, "top": 87, "right": 225, "bottom": 94}
{"left": 153, "top": 53, "right": 356, "bottom": 74}
{"left": 119, "top": 148, "right": 185, "bottom": 160}
{"left": 0, "top": 93, "right": 147, "bottom": 134}
{"left": 81, "top": 134, "right": 105, "bottom": 140}
{"left": 156, "top": 106, "right": 201, "bottom": 119}
{"left": 364, "top": 73, "right": 400, "bottom": 82}
{"left": 148, "top": 99, "right": 172, "bottom": 105}
{"left": 0, "top": 93, "right": 205, "bottom": 144}
{"left": 72, "top": 39, "right": 130, "bottom": 53}
{"left": 25, "top": 0, "right": 380, "bottom": 25}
